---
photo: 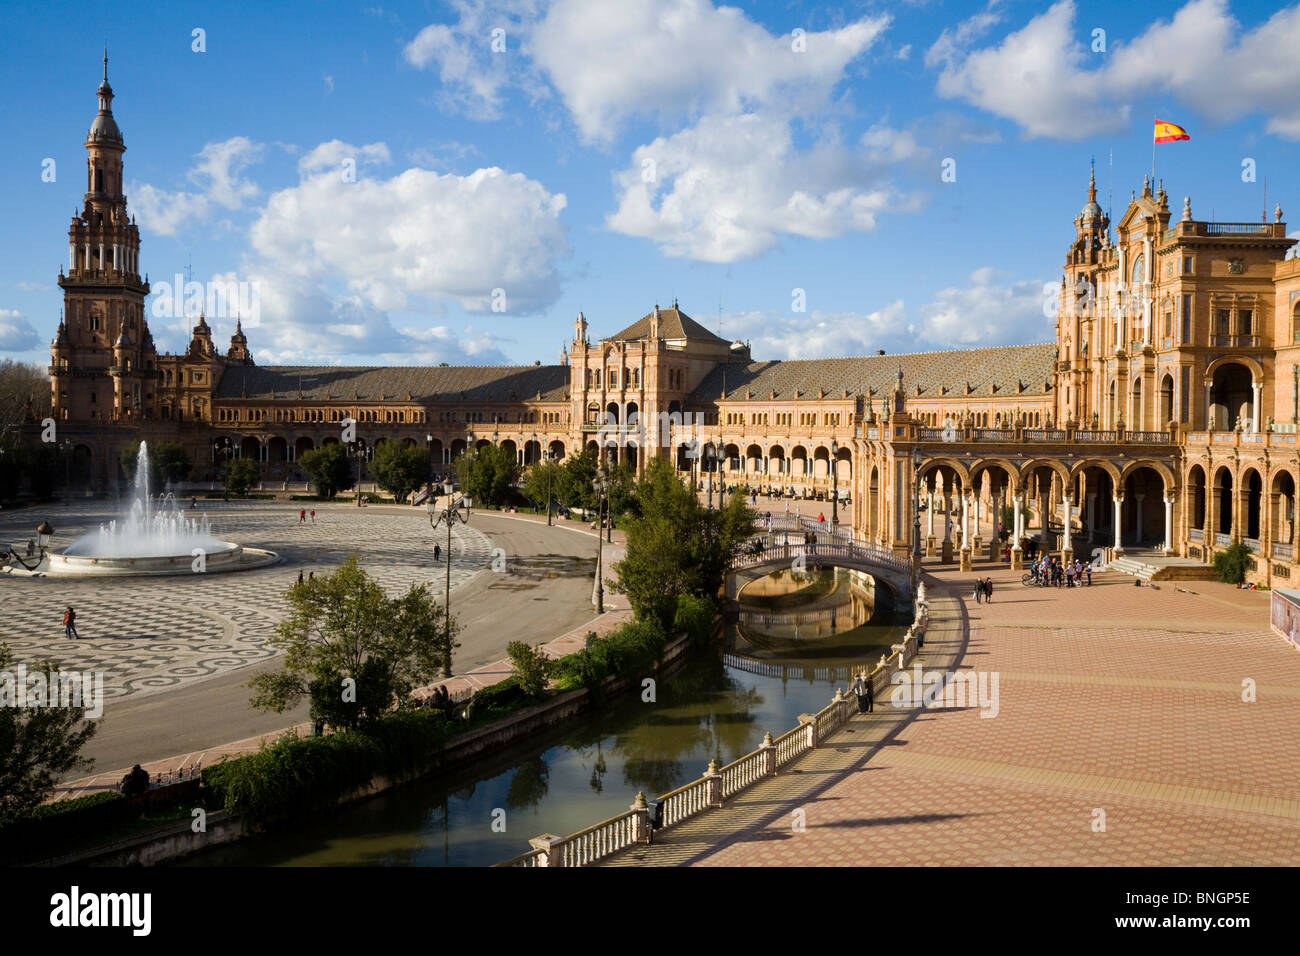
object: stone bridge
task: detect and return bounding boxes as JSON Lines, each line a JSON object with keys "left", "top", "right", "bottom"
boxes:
{"left": 727, "top": 515, "right": 913, "bottom": 602}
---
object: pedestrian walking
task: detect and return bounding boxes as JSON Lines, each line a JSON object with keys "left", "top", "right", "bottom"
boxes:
{"left": 984, "top": 578, "right": 993, "bottom": 603}
{"left": 850, "top": 671, "right": 869, "bottom": 714}
{"left": 63, "top": 606, "right": 79, "bottom": 639}
{"left": 973, "top": 579, "right": 983, "bottom": 603}
{"left": 1086, "top": 564, "right": 1092, "bottom": 586}
{"left": 864, "top": 673, "right": 874, "bottom": 712}
{"left": 310, "top": 509, "right": 316, "bottom": 523}
{"left": 434, "top": 543, "right": 442, "bottom": 562}
{"left": 299, "top": 508, "right": 306, "bottom": 523}
{"left": 308, "top": 571, "right": 314, "bottom": 581}
{"left": 297, "top": 570, "right": 304, "bottom": 586}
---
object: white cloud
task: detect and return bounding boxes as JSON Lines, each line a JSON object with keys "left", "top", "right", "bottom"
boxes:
{"left": 607, "top": 112, "right": 920, "bottom": 262}
{"left": 0, "top": 309, "right": 41, "bottom": 352}
{"left": 531, "top": 0, "right": 889, "bottom": 142}
{"left": 716, "top": 269, "right": 1051, "bottom": 360}
{"left": 403, "top": 0, "right": 545, "bottom": 120}
{"left": 249, "top": 140, "right": 569, "bottom": 314}
{"left": 931, "top": 0, "right": 1300, "bottom": 140}
{"left": 128, "top": 137, "right": 265, "bottom": 235}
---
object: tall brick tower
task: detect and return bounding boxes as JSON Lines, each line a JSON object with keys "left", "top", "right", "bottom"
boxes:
{"left": 51, "top": 52, "right": 156, "bottom": 424}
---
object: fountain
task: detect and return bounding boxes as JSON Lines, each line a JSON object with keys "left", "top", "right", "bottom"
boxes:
{"left": 42, "top": 441, "right": 279, "bottom": 576}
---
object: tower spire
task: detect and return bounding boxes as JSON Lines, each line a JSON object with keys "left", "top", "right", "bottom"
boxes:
{"left": 103, "top": 44, "right": 108, "bottom": 83}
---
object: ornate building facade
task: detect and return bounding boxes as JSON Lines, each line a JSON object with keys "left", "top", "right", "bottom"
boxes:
{"left": 40, "top": 67, "right": 1300, "bottom": 586}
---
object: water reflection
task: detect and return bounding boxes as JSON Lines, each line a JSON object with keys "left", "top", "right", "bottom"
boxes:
{"left": 180, "top": 568, "right": 903, "bottom": 867}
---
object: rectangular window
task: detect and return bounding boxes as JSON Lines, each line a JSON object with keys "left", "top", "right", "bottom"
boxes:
{"left": 1181, "top": 295, "right": 1191, "bottom": 340}
{"left": 1183, "top": 256, "right": 1192, "bottom": 274}
{"left": 1239, "top": 309, "right": 1252, "bottom": 334}
{"left": 1180, "top": 373, "right": 1189, "bottom": 422}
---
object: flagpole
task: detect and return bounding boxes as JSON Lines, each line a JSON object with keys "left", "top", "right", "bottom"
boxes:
{"left": 1152, "top": 113, "right": 1157, "bottom": 185}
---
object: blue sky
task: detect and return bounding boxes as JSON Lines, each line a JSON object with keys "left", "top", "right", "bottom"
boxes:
{"left": 2, "top": 0, "right": 1298, "bottom": 368}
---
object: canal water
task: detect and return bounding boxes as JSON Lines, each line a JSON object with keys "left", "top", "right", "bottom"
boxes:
{"left": 182, "top": 567, "right": 904, "bottom": 866}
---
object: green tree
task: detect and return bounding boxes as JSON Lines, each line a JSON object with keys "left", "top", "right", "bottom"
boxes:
{"left": 556, "top": 449, "right": 599, "bottom": 514}
{"left": 1213, "top": 541, "right": 1251, "bottom": 584}
{"left": 521, "top": 459, "right": 563, "bottom": 514}
{"left": 247, "top": 557, "right": 456, "bottom": 730}
{"left": 223, "top": 457, "right": 259, "bottom": 496}
{"left": 23, "top": 443, "right": 65, "bottom": 499}
{"left": 118, "top": 439, "right": 175, "bottom": 490}
{"left": 299, "top": 443, "right": 355, "bottom": 499}
{"left": 0, "top": 440, "right": 23, "bottom": 501}
{"left": 0, "top": 643, "right": 98, "bottom": 815}
{"left": 453, "top": 443, "right": 519, "bottom": 506}
{"left": 613, "top": 458, "right": 755, "bottom": 629}
{"left": 506, "top": 641, "right": 552, "bottom": 698}
{"left": 371, "top": 441, "right": 428, "bottom": 503}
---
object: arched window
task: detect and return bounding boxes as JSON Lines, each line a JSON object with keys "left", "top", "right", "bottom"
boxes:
{"left": 1131, "top": 253, "right": 1146, "bottom": 284}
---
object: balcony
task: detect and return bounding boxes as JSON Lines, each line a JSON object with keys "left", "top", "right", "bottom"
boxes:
{"left": 1273, "top": 543, "right": 1293, "bottom": 560}
{"left": 1214, "top": 533, "right": 1231, "bottom": 547}
{"left": 1244, "top": 537, "right": 1261, "bottom": 553}
{"left": 1162, "top": 221, "right": 1286, "bottom": 241}
{"left": 1210, "top": 334, "right": 1259, "bottom": 348}
{"left": 1189, "top": 528, "right": 1204, "bottom": 542}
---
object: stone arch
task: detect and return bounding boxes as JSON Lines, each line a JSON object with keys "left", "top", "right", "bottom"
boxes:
{"left": 293, "top": 436, "right": 315, "bottom": 460}
{"left": 1240, "top": 465, "right": 1264, "bottom": 542}
{"left": 767, "top": 444, "right": 785, "bottom": 476}
{"left": 812, "top": 444, "right": 831, "bottom": 479}
{"left": 745, "top": 443, "right": 762, "bottom": 474}
{"left": 917, "top": 457, "right": 971, "bottom": 488}
{"left": 1212, "top": 465, "right": 1234, "bottom": 536}
{"left": 267, "top": 435, "right": 288, "bottom": 462}
{"left": 790, "top": 444, "right": 809, "bottom": 479}
{"left": 500, "top": 438, "right": 518, "bottom": 462}
{"left": 1068, "top": 458, "right": 1121, "bottom": 485}
{"left": 1270, "top": 468, "right": 1296, "bottom": 556}
{"left": 548, "top": 439, "right": 566, "bottom": 460}
{"left": 1118, "top": 458, "right": 1176, "bottom": 491}
{"left": 1187, "top": 463, "right": 1207, "bottom": 530}
{"left": 1159, "top": 373, "right": 1175, "bottom": 426}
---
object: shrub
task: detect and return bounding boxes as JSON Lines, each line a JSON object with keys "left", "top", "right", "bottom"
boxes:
{"left": 673, "top": 593, "right": 717, "bottom": 646}
{"left": 201, "top": 708, "right": 457, "bottom": 827}
{"left": 507, "top": 641, "right": 552, "bottom": 698}
{"left": 1213, "top": 541, "right": 1251, "bottom": 584}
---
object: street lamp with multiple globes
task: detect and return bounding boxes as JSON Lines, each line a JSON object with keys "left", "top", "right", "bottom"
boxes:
{"left": 427, "top": 479, "right": 472, "bottom": 678}
{"left": 347, "top": 438, "right": 367, "bottom": 507}
{"left": 592, "top": 467, "right": 609, "bottom": 613}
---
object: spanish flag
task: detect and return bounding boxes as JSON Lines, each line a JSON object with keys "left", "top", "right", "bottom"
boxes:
{"left": 1154, "top": 119, "right": 1190, "bottom": 143}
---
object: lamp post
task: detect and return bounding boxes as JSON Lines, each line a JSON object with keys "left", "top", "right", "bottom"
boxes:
{"left": 831, "top": 438, "right": 840, "bottom": 526}
{"left": 347, "top": 438, "right": 366, "bottom": 507}
{"left": 7, "top": 521, "right": 55, "bottom": 572}
{"left": 592, "top": 468, "right": 608, "bottom": 612}
{"left": 545, "top": 448, "right": 556, "bottom": 526}
{"left": 428, "top": 480, "right": 471, "bottom": 678}
{"left": 912, "top": 446, "right": 924, "bottom": 590}
{"left": 425, "top": 434, "right": 434, "bottom": 500}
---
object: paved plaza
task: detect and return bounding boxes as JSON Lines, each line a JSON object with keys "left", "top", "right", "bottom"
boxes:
{"left": 0, "top": 501, "right": 492, "bottom": 704}
{"left": 0, "top": 499, "right": 613, "bottom": 781}
{"left": 605, "top": 561, "right": 1300, "bottom": 866}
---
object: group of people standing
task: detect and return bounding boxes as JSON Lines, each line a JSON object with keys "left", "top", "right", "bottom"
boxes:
{"left": 1028, "top": 555, "right": 1091, "bottom": 587}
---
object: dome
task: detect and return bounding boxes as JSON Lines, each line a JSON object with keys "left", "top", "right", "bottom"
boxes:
{"left": 1080, "top": 199, "right": 1103, "bottom": 222}
{"left": 89, "top": 110, "right": 122, "bottom": 142}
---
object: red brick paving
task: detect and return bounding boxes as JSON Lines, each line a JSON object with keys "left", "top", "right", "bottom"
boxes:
{"left": 624, "top": 560, "right": 1300, "bottom": 866}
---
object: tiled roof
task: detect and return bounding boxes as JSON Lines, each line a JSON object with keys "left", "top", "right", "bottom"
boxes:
{"left": 689, "top": 343, "right": 1057, "bottom": 402}
{"left": 215, "top": 365, "right": 570, "bottom": 403}
{"left": 607, "top": 305, "right": 728, "bottom": 344}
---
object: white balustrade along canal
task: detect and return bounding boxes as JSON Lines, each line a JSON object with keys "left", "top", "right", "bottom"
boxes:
{"left": 495, "top": 580, "right": 932, "bottom": 868}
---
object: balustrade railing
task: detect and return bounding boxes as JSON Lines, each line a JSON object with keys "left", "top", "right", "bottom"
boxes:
{"left": 972, "top": 428, "right": 1016, "bottom": 441}
{"left": 1022, "top": 429, "right": 1067, "bottom": 441}
{"left": 1127, "top": 430, "right": 1172, "bottom": 443}
{"left": 559, "top": 810, "right": 639, "bottom": 867}
{"left": 1075, "top": 430, "right": 1117, "bottom": 442}
{"left": 1244, "top": 538, "right": 1261, "bottom": 553}
{"left": 658, "top": 777, "right": 712, "bottom": 828}
{"left": 1189, "top": 528, "right": 1204, "bottom": 542}
{"left": 720, "top": 750, "right": 769, "bottom": 799}
{"left": 1273, "top": 543, "right": 1293, "bottom": 560}
{"left": 1215, "top": 532, "right": 1231, "bottom": 547}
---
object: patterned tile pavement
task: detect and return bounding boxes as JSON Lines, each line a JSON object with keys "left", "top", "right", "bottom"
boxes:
{"left": 0, "top": 501, "right": 492, "bottom": 703}
{"left": 604, "top": 562, "right": 1300, "bottom": 866}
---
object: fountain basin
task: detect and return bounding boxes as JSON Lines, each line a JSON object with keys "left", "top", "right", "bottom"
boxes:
{"left": 42, "top": 543, "right": 280, "bottom": 577}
